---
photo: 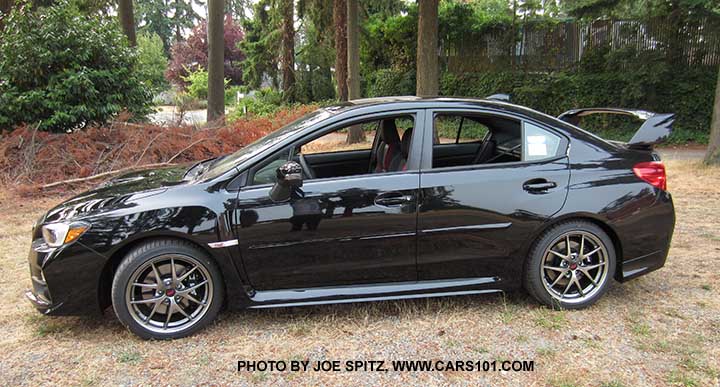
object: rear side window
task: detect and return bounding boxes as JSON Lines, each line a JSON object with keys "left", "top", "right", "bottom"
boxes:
{"left": 523, "top": 122, "right": 562, "bottom": 161}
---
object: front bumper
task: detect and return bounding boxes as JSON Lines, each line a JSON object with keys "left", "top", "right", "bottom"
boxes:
{"left": 24, "top": 289, "right": 62, "bottom": 314}
{"left": 25, "top": 236, "right": 107, "bottom": 316}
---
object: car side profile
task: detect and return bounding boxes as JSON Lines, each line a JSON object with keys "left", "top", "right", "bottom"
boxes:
{"left": 26, "top": 97, "right": 675, "bottom": 339}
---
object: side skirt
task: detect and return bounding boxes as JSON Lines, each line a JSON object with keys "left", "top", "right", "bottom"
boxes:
{"left": 247, "top": 277, "right": 503, "bottom": 309}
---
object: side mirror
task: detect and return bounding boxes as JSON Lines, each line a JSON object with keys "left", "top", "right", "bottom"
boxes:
{"left": 269, "top": 161, "right": 303, "bottom": 202}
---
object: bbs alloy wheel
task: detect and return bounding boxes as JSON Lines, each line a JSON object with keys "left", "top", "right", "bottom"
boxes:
{"left": 112, "top": 239, "right": 223, "bottom": 339}
{"left": 525, "top": 221, "right": 616, "bottom": 309}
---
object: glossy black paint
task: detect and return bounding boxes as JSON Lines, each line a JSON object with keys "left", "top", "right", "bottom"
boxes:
{"left": 25, "top": 97, "right": 675, "bottom": 316}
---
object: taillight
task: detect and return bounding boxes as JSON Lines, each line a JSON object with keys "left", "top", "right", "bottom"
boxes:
{"left": 633, "top": 161, "right": 667, "bottom": 190}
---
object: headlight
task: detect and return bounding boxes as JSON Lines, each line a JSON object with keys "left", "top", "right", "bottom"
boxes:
{"left": 41, "top": 222, "right": 90, "bottom": 247}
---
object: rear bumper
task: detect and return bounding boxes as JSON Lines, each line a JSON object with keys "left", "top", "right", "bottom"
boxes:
{"left": 619, "top": 249, "right": 669, "bottom": 281}
{"left": 616, "top": 190, "right": 675, "bottom": 282}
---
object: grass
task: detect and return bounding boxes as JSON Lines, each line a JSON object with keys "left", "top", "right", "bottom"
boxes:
{"left": 117, "top": 350, "right": 142, "bottom": 364}
{"left": 533, "top": 309, "right": 567, "bottom": 330}
{"left": 0, "top": 158, "right": 718, "bottom": 386}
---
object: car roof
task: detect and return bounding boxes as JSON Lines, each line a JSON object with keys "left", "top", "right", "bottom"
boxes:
{"left": 327, "top": 96, "right": 611, "bottom": 147}
{"left": 327, "top": 96, "right": 555, "bottom": 124}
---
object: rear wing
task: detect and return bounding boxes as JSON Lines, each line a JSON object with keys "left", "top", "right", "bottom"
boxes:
{"left": 558, "top": 108, "right": 674, "bottom": 149}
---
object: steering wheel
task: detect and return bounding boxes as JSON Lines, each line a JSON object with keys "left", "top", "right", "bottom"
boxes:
{"left": 298, "top": 153, "right": 316, "bottom": 179}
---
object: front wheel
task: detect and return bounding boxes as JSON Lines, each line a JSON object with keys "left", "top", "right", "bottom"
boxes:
{"left": 111, "top": 239, "right": 224, "bottom": 339}
{"left": 524, "top": 221, "right": 616, "bottom": 309}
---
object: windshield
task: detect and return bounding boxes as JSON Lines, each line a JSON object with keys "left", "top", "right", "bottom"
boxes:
{"left": 199, "top": 109, "right": 331, "bottom": 180}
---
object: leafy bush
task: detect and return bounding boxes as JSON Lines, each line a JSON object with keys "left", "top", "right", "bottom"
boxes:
{"left": 0, "top": 1, "right": 153, "bottom": 132}
{"left": 364, "top": 68, "right": 416, "bottom": 98}
{"left": 136, "top": 33, "right": 169, "bottom": 94}
{"left": 227, "top": 88, "right": 286, "bottom": 121}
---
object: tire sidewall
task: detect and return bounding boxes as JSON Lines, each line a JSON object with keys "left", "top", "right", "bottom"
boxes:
{"left": 111, "top": 240, "right": 224, "bottom": 340}
{"left": 525, "top": 221, "right": 616, "bottom": 310}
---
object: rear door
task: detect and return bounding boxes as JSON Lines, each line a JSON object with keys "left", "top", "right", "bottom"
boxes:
{"left": 417, "top": 109, "right": 570, "bottom": 283}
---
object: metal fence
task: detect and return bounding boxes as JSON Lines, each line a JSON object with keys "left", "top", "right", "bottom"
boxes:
{"left": 443, "top": 18, "right": 720, "bottom": 73}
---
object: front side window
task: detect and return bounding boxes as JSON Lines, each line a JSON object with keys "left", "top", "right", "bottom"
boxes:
{"left": 247, "top": 114, "right": 416, "bottom": 186}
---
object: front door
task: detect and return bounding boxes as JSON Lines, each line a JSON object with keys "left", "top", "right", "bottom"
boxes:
{"left": 232, "top": 111, "right": 424, "bottom": 290}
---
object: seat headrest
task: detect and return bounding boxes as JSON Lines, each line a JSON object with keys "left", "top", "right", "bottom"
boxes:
{"left": 401, "top": 128, "right": 413, "bottom": 157}
{"left": 380, "top": 119, "right": 400, "bottom": 145}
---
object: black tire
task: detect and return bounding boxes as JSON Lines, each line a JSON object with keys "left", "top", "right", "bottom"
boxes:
{"left": 524, "top": 220, "right": 616, "bottom": 310}
{"left": 111, "top": 238, "right": 224, "bottom": 340}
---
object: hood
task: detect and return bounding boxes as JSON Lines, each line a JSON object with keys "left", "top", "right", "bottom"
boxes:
{"left": 42, "top": 165, "right": 189, "bottom": 224}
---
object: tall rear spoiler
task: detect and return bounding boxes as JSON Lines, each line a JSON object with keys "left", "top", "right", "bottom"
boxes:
{"left": 558, "top": 108, "right": 674, "bottom": 149}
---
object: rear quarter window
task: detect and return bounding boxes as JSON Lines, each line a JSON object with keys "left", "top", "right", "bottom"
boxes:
{"left": 523, "top": 122, "right": 562, "bottom": 161}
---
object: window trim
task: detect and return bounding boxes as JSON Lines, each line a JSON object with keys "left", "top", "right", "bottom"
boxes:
{"left": 243, "top": 109, "right": 426, "bottom": 189}
{"left": 423, "top": 108, "right": 569, "bottom": 172}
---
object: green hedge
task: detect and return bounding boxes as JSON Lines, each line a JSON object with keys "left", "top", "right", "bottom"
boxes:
{"left": 440, "top": 69, "right": 715, "bottom": 144}
{"left": 365, "top": 65, "right": 716, "bottom": 144}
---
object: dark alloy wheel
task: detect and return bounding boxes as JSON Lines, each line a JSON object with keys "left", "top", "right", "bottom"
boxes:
{"left": 524, "top": 221, "right": 616, "bottom": 309}
{"left": 111, "top": 239, "right": 224, "bottom": 339}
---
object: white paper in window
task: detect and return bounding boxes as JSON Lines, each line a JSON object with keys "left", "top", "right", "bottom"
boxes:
{"left": 527, "top": 135, "right": 548, "bottom": 156}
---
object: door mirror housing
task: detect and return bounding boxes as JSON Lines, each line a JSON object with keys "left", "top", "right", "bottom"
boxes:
{"left": 269, "top": 161, "right": 303, "bottom": 202}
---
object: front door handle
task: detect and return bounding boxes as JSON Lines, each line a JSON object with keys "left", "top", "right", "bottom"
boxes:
{"left": 523, "top": 179, "right": 557, "bottom": 193}
{"left": 375, "top": 192, "right": 413, "bottom": 206}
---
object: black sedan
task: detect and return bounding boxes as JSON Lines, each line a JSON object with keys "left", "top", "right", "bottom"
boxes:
{"left": 26, "top": 97, "right": 675, "bottom": 339}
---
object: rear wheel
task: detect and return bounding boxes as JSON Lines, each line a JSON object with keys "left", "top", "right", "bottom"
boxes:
{"left": 524, "top": 221, "right": 616, "bottom": 309}
{"left": 111, "top": 239, "right": 224, "bottom": 339}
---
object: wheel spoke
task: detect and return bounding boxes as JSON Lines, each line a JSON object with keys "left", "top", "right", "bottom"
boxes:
{"left": 579, "top": 235, "right": 585, "bottom": 256}
{"left": 175, "top": 303, "right": 192, "bottom": 320}
{"left": 144, "top": 297, "right": 164, "bottom": 322}
{"left": 184, "top": 293, "right": 205, "bottom": 305}
{"left": 566, "top": 235, "right": 572, "bottom": 256}
{"left": 548, "top": 249, "right": 568, "bottom": 260}
{"left": 178, "top": 266, "right": 198, "bottom": 282}
{"left": 133, "top": 282, "right": 157, "bottom": 289}
{"left": 582, "top": 262, "right": 605, "bottom": 270}
{"left": 131, "top": 296, "right": 164, "bottom": 304}
{"left": 178, "top": 280, "right": 208, "bottom": 294}
{"left": 543, "top": 265, "right": 566, "bottom": 272}
{"left": 579, "top": 268, "right": 599, "bottom": 286}
{"left": 562, "top": 274, "right": 575, "bottom": 296}
{"left": 573, "top": 275, "right": 585, "bottom": 297}
{"left": 585, "top": 247, "right": 601, "bottom": 258}
{"left": 171, "top": 257, "right": 178, "bottom": 285}
{"left": 164, "top": 303, "right": 175, "bottom": 328}
{"left": 151, "top": 262, "right": 164, "bottom": 290}
{"left": 550, "top": 271, "right": 567, "bottom": 287}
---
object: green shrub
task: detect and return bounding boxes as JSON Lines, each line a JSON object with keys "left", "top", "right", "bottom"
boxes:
{"left": 181, "top": 67, "right": 230, "bottom": 101}
{"left": 0, "top": 1, "right": 152, "bottom": 132}
{"left": 365, "top": 68, "right": 416, "bottom": 97}
{"left": 228, "top": 88, "right": 285, "bottom": 121}
{"left": 136, "top": 33, "right": 169, "bottom": 94}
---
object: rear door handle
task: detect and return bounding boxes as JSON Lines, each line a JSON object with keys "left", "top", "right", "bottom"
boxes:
{"left": 375, "top": 192, "right": 413, "bottom": 206}
{"left": 523, "top": 179, "right": 557, "bottom": 193}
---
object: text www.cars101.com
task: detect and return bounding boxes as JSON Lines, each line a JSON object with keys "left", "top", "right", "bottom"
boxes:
{"left": 237, "top": 359, "right": 535, "bottom": 373}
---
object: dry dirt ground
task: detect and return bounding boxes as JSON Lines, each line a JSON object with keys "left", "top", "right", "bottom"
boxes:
{"left": 0, "top": 159, "right": 718, "bottom": 387}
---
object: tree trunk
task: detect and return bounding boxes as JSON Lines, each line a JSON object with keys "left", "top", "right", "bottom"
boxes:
{"left": 118, "top": 0, "right": 136, "bottom": 46}
{"left": 206, "top": 0, "right": 225, "bottom": 124}
{"left": 333, "top": 0, "right": 348, "bottom": 102}
{"left": 416, "top": 0, "right": 439, "bottom": 97}
{"left": 705, "top": 65, "right": 720, "bottom": 164}
{"left": 280, "top": 0, "right": 295, "bottom": 101}
{"left": 345, "top": 0, "right": 365, "bottom": 144}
